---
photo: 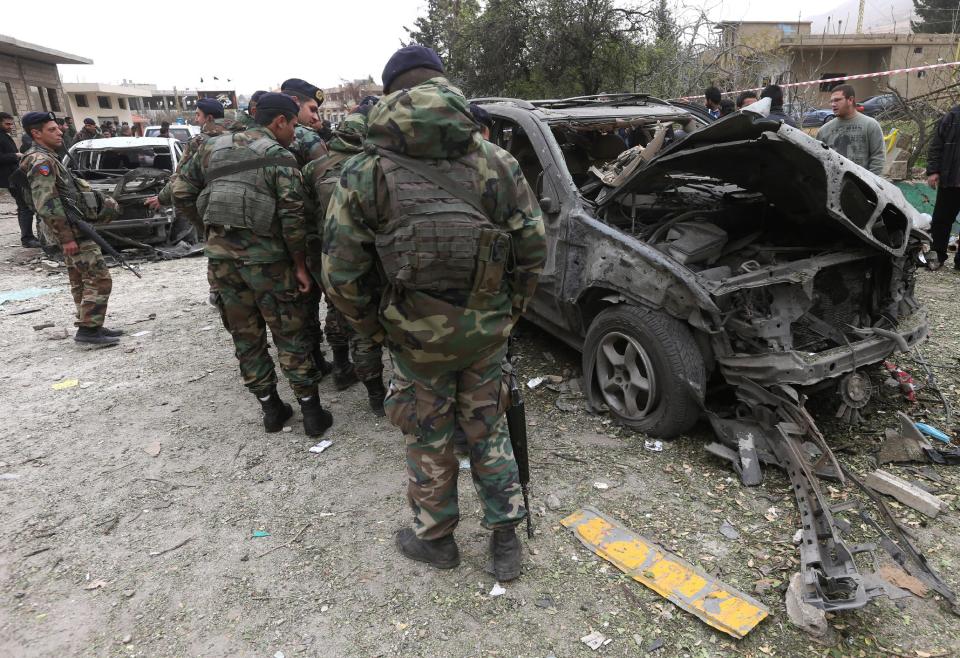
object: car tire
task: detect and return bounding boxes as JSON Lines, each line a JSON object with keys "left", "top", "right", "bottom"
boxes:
{"left": 583, "top": 305, "right": 705, "bottom": 439}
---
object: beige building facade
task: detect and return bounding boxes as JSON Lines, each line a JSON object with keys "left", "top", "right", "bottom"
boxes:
{"left": 63, "top": 83, "right": 153, "bottom": 128}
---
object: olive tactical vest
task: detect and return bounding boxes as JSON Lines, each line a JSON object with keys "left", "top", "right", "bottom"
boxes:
{"left": 374, "top": 153, "right": 512, "bottom": 303}
{"left": 17, "top": 149, "right": 98, "bottom": 218}
{"left": 197, "top": 135, "right": 295, "bottom": 236}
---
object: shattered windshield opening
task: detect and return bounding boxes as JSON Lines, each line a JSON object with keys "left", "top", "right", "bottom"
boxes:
{"left": 71, "top": 147, "right": 175, "bottom": 178}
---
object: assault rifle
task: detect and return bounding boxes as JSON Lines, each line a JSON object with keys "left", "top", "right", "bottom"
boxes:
{"left": 60, "top": 197, "right": 142, "bottom": 279}
{"left": 505, "top": 365, "right": 534, "bottom": 539}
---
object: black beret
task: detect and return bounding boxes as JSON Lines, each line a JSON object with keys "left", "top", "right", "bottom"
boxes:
{"left": 469, "top": 103, "right": 493, "bottom": 129}
{"left": 83, "top": 117, "right": 96, "bottom": 125}
{"left": 382, "top": 45, "right": 444, "bottom": 92}
{"left": 22, "top": 111, "right": 56, "bottom": 130}
{"left": 196, "top": 98, "right": 224, "bottom": 117}
{"left": 250, "top": 90, "right": 267, "bottom": 104}
{"left": 255, "top": 93, "right": 299, "bottom": 116}
{"left": 280, "top": 78, "right": 324, "bottom": 105}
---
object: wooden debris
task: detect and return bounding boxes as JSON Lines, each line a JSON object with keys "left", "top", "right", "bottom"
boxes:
{"left": 864, "top": 470, "right": 944, "bottom": 518}
{"left": 878, "top": 564, "right": 930, "bottom": 598}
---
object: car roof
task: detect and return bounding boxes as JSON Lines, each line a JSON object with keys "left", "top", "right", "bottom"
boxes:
{"left": 473, "top": 95, "right": 692, "bottom": 122}
{"left": 70, "top": 137, "right": 179, "bottom": 149}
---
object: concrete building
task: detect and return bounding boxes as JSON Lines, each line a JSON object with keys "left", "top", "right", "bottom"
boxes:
{"left": 63, "top": 82, "right": 152, "bottom": 128}
{"left": 0, "top": 34, "right": 90, "bottom": 140}
{"left": 320, "top": 79, "right": 383, "bottom": 124}
{"left": 782, "top": 32, "right": 960, "bottom": 104}
{"left": 713, "top": 21, "right": 813, "bottom": 88}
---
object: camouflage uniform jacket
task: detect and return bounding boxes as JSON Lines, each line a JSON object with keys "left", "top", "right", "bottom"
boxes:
{"left": 321, "top": 78, "right": 546, "bottom": 376}
{"left": 235, "top": 112, "right": 256, "bottom": 131}
{"left": 172, "top": 125, "right": 307, "bottom": 263}
{"left": 302, "top": 134, "right": 362, "bottom": 244}
{"left": 19, "top": 144, "right": 98, "bottom": 245}
{"left": 72, "top": 128, "right": 102, "bottom": 145}
{"left": 288, "top": 124, "right": 328, "bottom": 168}
{"left": 158, "top": 118, "right": 239, "bottom": 205}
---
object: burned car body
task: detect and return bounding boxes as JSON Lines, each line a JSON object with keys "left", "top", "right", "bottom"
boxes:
{"left": 476, "top": 95, "right": 952, "bottom": 613}
{"left": 63, "top": 137, "right": 196, "bottom": 247}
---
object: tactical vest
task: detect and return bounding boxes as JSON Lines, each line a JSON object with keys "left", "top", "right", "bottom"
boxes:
{"left": 16, "top": 150, "right": 97, "bottom": 218}
{"left": 374, "top": 153, "right": 512, "bottom": 301}
{"left": 197, "top": 135, "right": 294, "bottom": 236}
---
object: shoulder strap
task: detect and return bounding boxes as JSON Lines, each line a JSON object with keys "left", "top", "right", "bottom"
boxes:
{"left": 206, "top": 156, "right": 296, "bottom": 183}
{"left": 371, "top": 146, "right": 487, "bottom": 217}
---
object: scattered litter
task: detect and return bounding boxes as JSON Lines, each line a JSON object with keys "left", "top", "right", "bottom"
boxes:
{"left": 527, "top": 377, "right": 545, "bottom": 389}
{"left": 79, "top": 382, "right": 94, "bottom": 389}
{"left": 878, "top": 564, "right": 931, "bottom": 598}
{"left": 865, "top": 469, "right": 943, "bottom": 518}
{"left": 282, "top": 427, "right": 292, "bottom": 434}
{"left": 879, "top": 412, "right": 930, "bottom": 464}
{"left": 719, "top": 521, "right": 739, "bottom": 540}
{"left": 581, "top": 630, "right": 608, "bottom": 650}
{"left": 131, "top": 330, "right": 151, "bottom": 338}
{"left": 84, "top": 579, "right": 109, "bottom": 590}
{"left": 0, "top": 287, "right": 58, "bottom": 304}
{"left": 545, "top": 493, "right": 562, "bottom": 510}
{"left": 40, "top": 259, "right": 60, "bottom": 269}
{"left": 52, "top": 378, "right": 79, "bottom": 390}
{"left": 555, "top": 393, "right": 583, "bottom": 412}
{"left": 458, "top": 457, "right": 470, "bottom": 471}
{"left": 32, "top": 323, "right": 55, "bottom": 331}
{"left": 915, "top": 422, "right": 952, "bottom": 444}
{"left": 308, "top": 440, "right": 333, "bottom": 454}
{"left": 186, "top": 372, "right": 208, "bottom": 382}
{"left": 785, "top": 572, "right": 833, "bottom": 639}
{"left": 142, "top": 441, "right": 161, "bottom": 457}
{"left": 489, "top": 583, "right": 506, "bottom": 597}
{"left": 543, "top": 375, "right": 564, "bottom": 384}
{"left": 122, "top": 589, "right": 136, "bottom": 599}
{"left": 593, "top": 482, "right": 610, "bottom": 490}
{"left": 148, "top": 537, "right": 193, "bottom": 556}
{"left": 198, "top": 325, "right": 213, "bottom": 332}
{"left": 252, "top": 530, "right": 271, "bottom": 538}
{"left": 121, "top": 635, "right": 132, "bottom": 645}
{"left": 9, "top": 306, "right": 42, "bottom": 315}
{"left": 644, "top": 440, "right": 663, "bottom": 452}
{"left": 793, "top": 529, "right": 802, "bottom": 544}
{"left": 562, "top": 507, "right": 769, "bottom": 638}
{"left": 764, "top": 506, "right": 779, "bottom": 522}
{"left": 274, "top": 652, "right": 284, "bottom": 658}
{"left": 0, "top": 473, "right": 22, "bottom": 480}
{"left": 646, "top": 638, "right": 665, "bottom": 653}
{"left": 131, "top": 313, "right": 157, "bottom": 324}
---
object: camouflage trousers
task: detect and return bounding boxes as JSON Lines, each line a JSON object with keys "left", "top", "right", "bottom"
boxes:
{"left": 323, "top": 297, "right": 384, "bottom": 381}
{"left": 209, "top": 259, "right": 318, "bottom": 398}
{"left": 385, "top": 345, "right": 525, "bottom": 540}
{"left": 63, "top": 241, "right": 112, "bottom": 328}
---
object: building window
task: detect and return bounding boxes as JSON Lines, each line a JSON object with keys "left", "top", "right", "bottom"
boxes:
{"left": 914, "top": 47, "right": 923, "bottom": 54}
{"left": 75, "top": 93, "right": 89, "bottom": 107}
{"left": 819, "top": 73, "right": 846, "bottom": 92}
{"left": 28, "top": 85, "right": 46, "bottom": 110}
{"left": 118, "top": 97, "right": 127, "bottom": 110}
{"left": 0, "top": 82, "right": 16, "bottom": 115}
{"left": 128, "top": 97, "right": 141, "bottom": 111}
{"left": 46, "top": 88, "right": 61, "bottom": 112}
{"left": 98, "top": 95, "right": 112, "bottom": 109}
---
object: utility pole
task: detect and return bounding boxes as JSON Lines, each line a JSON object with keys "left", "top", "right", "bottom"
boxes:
{"left": 856, "top": 0, "right": 865, "bottom": 34}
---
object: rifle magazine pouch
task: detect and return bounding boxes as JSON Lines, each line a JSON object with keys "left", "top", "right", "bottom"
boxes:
{"left": 472, "top": 229, "right": 511, "bottom": 296}
{"left": 79, "top": 191, "right": 100, "bottom": 219}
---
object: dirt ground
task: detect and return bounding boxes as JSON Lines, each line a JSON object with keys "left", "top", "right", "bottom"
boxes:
{"left": 2, "top": 194, "right": 960, "bottom": 658}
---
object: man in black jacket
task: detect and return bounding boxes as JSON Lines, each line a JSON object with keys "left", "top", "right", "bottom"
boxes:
{"left": 0, "top": 112, "right": 40, "bottom": 248}
{"left": 761, "top": 85, "right": 799, "bottom": 128}
{"left": 926, "top": 104, "right": 960, "bottom": 270}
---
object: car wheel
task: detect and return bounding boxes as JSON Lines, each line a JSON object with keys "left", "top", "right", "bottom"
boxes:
{"left": 583, "top": 305, "right": 705, "bottom": 438}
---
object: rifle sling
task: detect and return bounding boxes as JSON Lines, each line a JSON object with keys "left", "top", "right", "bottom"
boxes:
{"left": 372, "top": 147, "right": 488, "bottom": 217}
{"left": 205, "top": 156, "right": 295, "bottom": 183}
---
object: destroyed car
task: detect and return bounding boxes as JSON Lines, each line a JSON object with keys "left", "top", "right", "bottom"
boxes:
{"left": 60, "top": 136, "right": 197, "bottom": 248}
{"left": 475, "top": 95, "right": 953, "bottom": 614}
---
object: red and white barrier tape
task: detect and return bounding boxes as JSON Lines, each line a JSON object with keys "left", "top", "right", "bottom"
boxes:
{"left": 672, "top": 60, "right": 960, "bottom": 101}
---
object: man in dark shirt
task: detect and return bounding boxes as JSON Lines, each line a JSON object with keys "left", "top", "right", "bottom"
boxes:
{"left": 926, "top": 103, "right": 960, "bottom": 270}
{"left": 0, "top": 112, "right": 40, "bottom": 247}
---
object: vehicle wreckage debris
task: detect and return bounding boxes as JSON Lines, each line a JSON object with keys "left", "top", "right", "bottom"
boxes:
{"left": 864, "top": 470, "right": 944, "bottom": 518}
{"left": 561, "top": 507, "right": 769, "bottom": 639}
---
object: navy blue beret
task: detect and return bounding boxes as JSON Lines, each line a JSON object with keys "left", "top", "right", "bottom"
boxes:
{"left": 22, "top": 111, "right": 56, "bottom": 130}
{"left": 280, "top": 78, "right": 324, "bottom": 105}
{"left": 196, "top": 98, "right": 224, "bottom": 118}
{"left": 250, "top": 90, "right": 267, "bottom": 104}
{"left": 381, "top": 45, "right": 444, "bottom": 92}
{"left": 255, "top": 93, "right": 299, "bottom": 116}
{"left": 83, "top": 117, "right": 96, "bottom": 125}
{"left": 469, "top": 103, "right": 492, "bottom": 129}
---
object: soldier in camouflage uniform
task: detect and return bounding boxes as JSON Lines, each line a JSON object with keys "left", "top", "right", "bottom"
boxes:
{"left": 280, "top": 78, "right": 328, "bottom": 168}
{"left": 322, "top": 47, "right": 546, "bottom": 581}
{"left": 303, "top": 100, "right": 386, "bottom": 409}
{"left": 172, "top": 93, "right": 334, "bottom": 438}
{"left": 236, "top": 90, "right": 266, "bottom": 131}
{"left": 18, "top": 112, "right": 122, "bottom": 345}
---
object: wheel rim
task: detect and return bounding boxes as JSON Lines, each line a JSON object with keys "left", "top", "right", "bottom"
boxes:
{"left": 594, "top": 331, "right": 657, "bottom": 419}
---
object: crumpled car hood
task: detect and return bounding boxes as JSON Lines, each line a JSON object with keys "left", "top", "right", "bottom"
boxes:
{"left": 598, "top": 111, "right": 920, "bottom": 257}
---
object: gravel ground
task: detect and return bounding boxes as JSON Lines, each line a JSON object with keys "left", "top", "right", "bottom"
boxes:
{"left": 2, "top": 194, "right": 960, "bottom": 658}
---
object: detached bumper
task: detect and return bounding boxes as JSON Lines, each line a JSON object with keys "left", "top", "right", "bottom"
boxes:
{"left": 716, "top": 310, "right": 928, "bottom": 386}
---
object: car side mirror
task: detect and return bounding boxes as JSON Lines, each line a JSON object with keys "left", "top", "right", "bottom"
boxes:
{"left": 539, "top": 197, "right": 559, "bottom": 214}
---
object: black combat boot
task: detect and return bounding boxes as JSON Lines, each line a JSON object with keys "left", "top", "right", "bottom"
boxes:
{"left": 331, "top": 345, "right": 358, "bottom": 391}
{"left": 99, "top": 327, "right": 124, "bottom": 337}
{"left": 299, "top": 394, "right": 333, "bottom": 437}
{"left": 395, "top": 528, "right": 460, "bottom": 569}
{"left": 489, "top": 527, "right": 522, "bottom": 582}
{"left": 74, "top": 326, "right": 119, "bottom": 345}
{"left": 364, "top": 377, "right": 386, "bottom": 417}
{"left": 258, "top": 388, "right": 293, "bottom": 433}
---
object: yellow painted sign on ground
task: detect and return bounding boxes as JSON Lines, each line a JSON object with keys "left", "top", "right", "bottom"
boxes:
{"left": 561, "top": 507, "right": 769, "bottom": 639}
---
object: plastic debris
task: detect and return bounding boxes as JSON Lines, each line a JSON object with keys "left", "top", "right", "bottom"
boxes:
{"left": 527, "top": 377, "right": 544, "bottom": 389}
{"left": 143, "top": 441, "right": 161, "bottom": 457}
{"left": 52, "top": 378, "right": 79, "bottom": 390}
{"left": 84, "top": 579, "right": 109, "bottom": 590}
{"left": 489, "top": 583, "right": 506, "bottom": 597}
{"left": 131, "top": 330, "right": 151, "bottom": 338}
{"left": 0, "top": 287, "right": 58, "bottom": 304}
{"left": 644, "top": 440, "right": 663, "bottom": 452}
{"left": 308, "top": 440, "right": 333, "bottom": 454}
{"left": 0, "top": 473, "right": 22, "bottom": 480}
{"left": 198, "top": 325, "right": 213, "bottom": 332}
{"left": 581, "top": 631, "right": 607, "bottom": 650}
{"left": 915, "top": 422, "right": 952, "bottom": 444}
{"left": 593, "top": 482, "right": 610, "bottom": 490}
{"left": 252, "top": 530, "right": 271, "bottom": 538}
